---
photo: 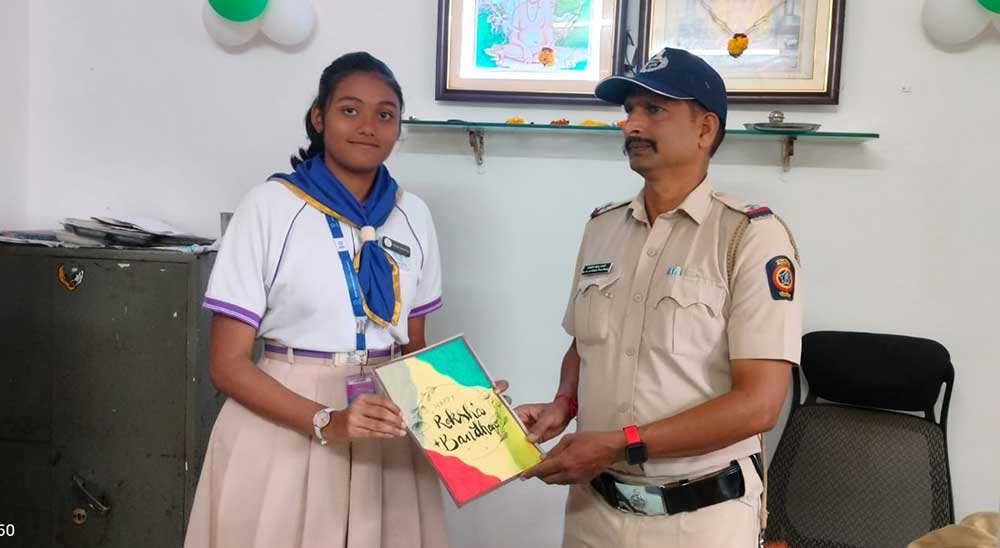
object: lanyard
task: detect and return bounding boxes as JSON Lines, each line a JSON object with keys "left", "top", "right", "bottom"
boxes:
{"left": 325, "top": 216, "right": 367, "bottom": 351}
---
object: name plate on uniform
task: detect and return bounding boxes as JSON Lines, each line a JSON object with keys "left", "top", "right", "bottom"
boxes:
{"left": 381, "top": 236, "right": 411, "bottom": 257}
{"left": 582, "top": 262, "right": 613, "bottom": 276}
{"left": 374, "top": 336, "right": 542, "bottom": 507}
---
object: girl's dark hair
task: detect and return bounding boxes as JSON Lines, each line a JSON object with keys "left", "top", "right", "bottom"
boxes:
{"left": 291, "top": 51, "right": 404, "bottom": 168}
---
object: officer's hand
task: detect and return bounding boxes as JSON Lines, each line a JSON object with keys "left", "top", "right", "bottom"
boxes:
{"left": 515, "top": 401, "right": 572, "bottom": 443}
{"left": 326, "top": 394, "right": 407, "bottom": 440}
{"left": 494, "top": 379, "right": 512, "bottom": 404}
{"left": 521, "top": 431, "right": 623, "bottom": 485}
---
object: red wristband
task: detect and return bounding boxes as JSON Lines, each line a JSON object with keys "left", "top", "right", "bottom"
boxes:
{"left": 623, "top": 425, "right": 641, "bottom": 445}
{"left": 554, "top": 394, "right": 578, "bottom": 418}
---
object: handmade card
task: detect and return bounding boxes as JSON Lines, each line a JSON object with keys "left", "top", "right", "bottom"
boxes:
{"left": 374, "top": 335, "right": 542, "bottom": 506}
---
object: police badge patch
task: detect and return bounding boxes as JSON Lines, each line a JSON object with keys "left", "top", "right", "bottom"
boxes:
{"left": 766, "top": 256, "right": 795, "bottom": 301}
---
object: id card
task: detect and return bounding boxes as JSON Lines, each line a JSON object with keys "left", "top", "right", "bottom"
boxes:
{"left": 345, "top": 372, "right": 377, "bottom": 404}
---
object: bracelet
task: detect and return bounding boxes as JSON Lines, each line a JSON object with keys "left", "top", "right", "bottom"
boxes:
{"left": 554, "top": 394, "right": 578, "bottom": 418}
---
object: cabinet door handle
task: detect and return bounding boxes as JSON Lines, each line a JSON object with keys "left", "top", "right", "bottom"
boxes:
{"left": 72, "top": 474, "right": 111, "bottom": 514}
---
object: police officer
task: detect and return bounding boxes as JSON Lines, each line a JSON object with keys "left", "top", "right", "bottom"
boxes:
{"left": 517, "top": 47, "right": 803, "bottom": 547}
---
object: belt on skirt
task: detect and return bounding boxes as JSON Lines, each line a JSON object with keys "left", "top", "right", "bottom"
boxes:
{"left": 263, "top": 341, "right": 402, "bottom": 366}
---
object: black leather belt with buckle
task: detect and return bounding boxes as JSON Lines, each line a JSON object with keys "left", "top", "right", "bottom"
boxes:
{"left": 589, "top": 460, "right": 746, "bottom": 516}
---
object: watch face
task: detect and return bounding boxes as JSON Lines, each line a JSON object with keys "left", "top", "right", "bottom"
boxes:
{"left": 626, "top": 443, "right": 648, "bottom": 465}
{"left": 314, "top": 410, "right": 331, "bottom": 429}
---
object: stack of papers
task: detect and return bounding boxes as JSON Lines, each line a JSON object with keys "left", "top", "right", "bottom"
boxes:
{"left": 63, "top": 217, "right": 214, "bottom": 246}
{"left": 1, "top": 217, "right": 215, "bottom": 253}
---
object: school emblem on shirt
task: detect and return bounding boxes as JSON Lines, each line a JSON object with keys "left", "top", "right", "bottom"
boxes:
{"left": 766, "top": 256, "right": 795, "bottom": 301}
{"left": 582, "top": 263, "right": 613, "bottom": 276}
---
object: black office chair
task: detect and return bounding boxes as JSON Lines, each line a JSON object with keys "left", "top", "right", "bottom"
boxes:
{"left": 764, "top": 331, "right": 955, "bottom": 548}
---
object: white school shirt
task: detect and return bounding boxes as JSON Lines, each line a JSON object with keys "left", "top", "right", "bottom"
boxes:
{"left": 203, "top": 180, "right": 443, "bottom": 351}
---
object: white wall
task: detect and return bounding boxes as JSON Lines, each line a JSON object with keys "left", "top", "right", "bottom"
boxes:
{"left": 0, "top": 0, "right": 30, "bottom": 228}
{"left": 23, "top": 0, "right": 1000, "bottom": 545}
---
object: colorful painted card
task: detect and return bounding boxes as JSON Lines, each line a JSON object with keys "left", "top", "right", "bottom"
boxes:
{"left": 374, "top": 335, "right": 542, "bottom": 506}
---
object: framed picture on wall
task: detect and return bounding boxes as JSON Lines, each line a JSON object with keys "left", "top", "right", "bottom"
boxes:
{"left": 435, "top": 0, "right": 629, "bottom": 105}
{"left": 636, "top": 0, "right": 845, "bottom": 104}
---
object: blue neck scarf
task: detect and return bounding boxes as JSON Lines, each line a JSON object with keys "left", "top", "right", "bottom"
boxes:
{"left": 272, "top": 155, "right": 401, "bottom": 327}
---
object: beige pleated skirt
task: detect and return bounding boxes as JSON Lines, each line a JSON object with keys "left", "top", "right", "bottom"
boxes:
{"left": 183, "top": 351, "right": 449, "bottom": 548}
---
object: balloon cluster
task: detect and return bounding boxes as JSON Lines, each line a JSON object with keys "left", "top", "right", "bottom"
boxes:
{"left": 203, "top": 0, "right": 315, "bottom": 47}
{"left": 922, "top": 0, "right": 1000, "bottom": 46}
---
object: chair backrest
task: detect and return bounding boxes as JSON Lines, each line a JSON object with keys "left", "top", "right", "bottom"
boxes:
{"left": 766, "top": 331, "right": 955, "bottom": 548}
{"left": 798, "top": 331, "right": 955, "bottom": 427}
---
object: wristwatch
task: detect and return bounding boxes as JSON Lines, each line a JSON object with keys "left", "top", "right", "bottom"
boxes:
{"left": 623, "top": 425, "right": 648, "bottom": 465}
{"left": 313, "top": 407, "right": 335, "bottom": 446}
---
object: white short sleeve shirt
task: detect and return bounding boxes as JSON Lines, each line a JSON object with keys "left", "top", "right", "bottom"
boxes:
{"left": 204, "top": 180, "right": 443, "bottom": 351}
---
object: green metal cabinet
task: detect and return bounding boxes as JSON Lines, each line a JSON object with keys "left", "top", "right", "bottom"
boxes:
{"left": 0, "top": 245, "right": 223, "bottom": 548}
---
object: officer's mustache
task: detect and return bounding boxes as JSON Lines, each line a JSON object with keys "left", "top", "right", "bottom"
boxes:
{"left": 623, "top": 137, "right": 658, "bottom": 156}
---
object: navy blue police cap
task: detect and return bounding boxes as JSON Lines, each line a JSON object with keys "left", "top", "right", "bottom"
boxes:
{"left": 595, "top": 47, "right": 727, "bottom": 129}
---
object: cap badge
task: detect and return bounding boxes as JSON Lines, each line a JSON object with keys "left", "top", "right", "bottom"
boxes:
{"left": 640, "top": 50, "right": 669, "bottom": 73}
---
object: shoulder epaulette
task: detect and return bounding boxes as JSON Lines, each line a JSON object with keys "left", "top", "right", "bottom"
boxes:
{"left": 746, "top": 206, "right": 774, "bottom": 221}
{"left": 590, "top": 200, "right": 629, "bottom": 219}
{"left": 713, "top": 192, "right": 775, "bottom": 223}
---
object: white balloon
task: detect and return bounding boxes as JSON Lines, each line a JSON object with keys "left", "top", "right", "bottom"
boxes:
{"left": 261, "top": 0, "right": 316, "bottom": 46}
{"left": 922, "top": 0, "right": 990, "bottom": 45}
{"left": 203, "top": 2, "right": 261, "bottom": 47}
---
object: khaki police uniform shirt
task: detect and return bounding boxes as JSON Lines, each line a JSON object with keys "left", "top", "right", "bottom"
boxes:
{"left": 563, "top": 180, "right": 802, "bottom": 480}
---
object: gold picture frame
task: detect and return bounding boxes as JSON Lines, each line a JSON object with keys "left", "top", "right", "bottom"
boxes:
{"left": 436, "top": 0, "right": 629, "bottom": 105}
{"left": 637, "top": 0, "right": 845, "bottom": 104}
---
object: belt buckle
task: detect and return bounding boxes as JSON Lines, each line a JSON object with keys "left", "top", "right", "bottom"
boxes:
{"left": 613, "top": 482, "right": 667, "bottom": 516}
{"left": 339, "top": 350, "right": 368, "bottom": 366}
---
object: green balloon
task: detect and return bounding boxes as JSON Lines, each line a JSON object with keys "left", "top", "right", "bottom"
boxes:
{"left": 978, "top": 0, "right": 1000, "bottom": 14}
{"left": 208, "top": 0, "right": 268, "bottom": 22}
